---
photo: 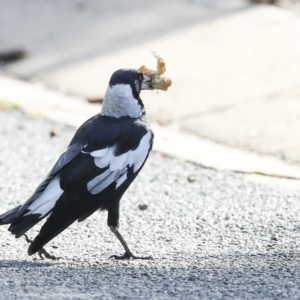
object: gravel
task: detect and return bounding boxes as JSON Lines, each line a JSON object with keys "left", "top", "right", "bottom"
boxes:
{"left": 0, "top": 109, "right": 300, "bottom": 299}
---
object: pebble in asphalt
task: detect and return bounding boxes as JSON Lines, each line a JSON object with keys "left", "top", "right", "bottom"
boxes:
{"left": 0, "top": 109, "right": 300, "bottom": 299}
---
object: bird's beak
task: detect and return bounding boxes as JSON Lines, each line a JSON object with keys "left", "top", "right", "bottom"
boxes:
{"left": 141, "top": 75, "right": 152, "bottom": 90}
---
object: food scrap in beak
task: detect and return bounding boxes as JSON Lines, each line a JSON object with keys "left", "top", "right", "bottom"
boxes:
{"left": 139, "top": 53, "right": 172, "bottom": 91}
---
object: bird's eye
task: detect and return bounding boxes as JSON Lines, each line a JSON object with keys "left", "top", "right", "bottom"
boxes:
{"left": 138, "top": 73, "right": 144, "bottom": 82}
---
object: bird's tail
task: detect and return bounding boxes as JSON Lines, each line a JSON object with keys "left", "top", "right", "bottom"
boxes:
{"left": 27, "top": 215, "right": 76, "bottom": 256}
{"left": 0, "top": 204, "right": 48, "bottom": 238}
{"left": 0, "top": 205, "right": 22, "bottom": 225}
{"left": 27, "top": 191, "right": 89, "bottom": 255}
{"left": 27, "top": 191, "right": 108, "bottom": 256}
{"left": 0, "top": 175, "right": 64, "bottom": 239}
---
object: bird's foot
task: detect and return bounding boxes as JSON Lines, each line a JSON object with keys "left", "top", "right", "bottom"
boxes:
{"left": 23, "top": 234, "right": 57, "bottom": 260}
{"left": 109, "top": 251, "right": 153, "bottom": 260}
{"left": 38, "top": 248, "right": 57, "bottom": 260}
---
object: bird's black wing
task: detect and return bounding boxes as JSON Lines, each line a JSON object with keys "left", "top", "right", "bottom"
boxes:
{"left": 28, "top": 126, "right": 153, "bottom": 253}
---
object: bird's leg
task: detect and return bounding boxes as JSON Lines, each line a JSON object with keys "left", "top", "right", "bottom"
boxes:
{"left": 109, "top": 226, "right": 153, "bottom": 260}
{"left": 107, "top": 203, "right": 152, "bottom": 260}
{"left": 23, "top": 234, "right": 56, "bottom": 260}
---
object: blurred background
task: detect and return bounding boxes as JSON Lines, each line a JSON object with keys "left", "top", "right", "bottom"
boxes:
{"left": 1, "top": 0, "right": 300, "bottom": 164}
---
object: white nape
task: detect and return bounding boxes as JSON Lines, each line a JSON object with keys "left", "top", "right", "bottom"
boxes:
{"left": 101, "top": 84, "right": 143, "bottom": 118}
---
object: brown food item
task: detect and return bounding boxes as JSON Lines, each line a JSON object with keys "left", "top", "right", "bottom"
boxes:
{"left": 139, "top": 53, "right": 172, "bottom": 91}
{"left": 86, "top": 97, "right": 104, "bottom": 104}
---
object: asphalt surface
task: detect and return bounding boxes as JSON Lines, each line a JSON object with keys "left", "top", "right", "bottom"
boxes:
{"left": 1, "top": 109, "right": 300, "bottom": 299}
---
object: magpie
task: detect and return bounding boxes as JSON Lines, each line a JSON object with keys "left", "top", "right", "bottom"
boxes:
{"left": 0, "top": 69, "right": 154, "bottom": 260}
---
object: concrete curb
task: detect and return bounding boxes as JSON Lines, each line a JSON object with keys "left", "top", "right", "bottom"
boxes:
{"left": 1, "top": 74, "right": 300, "bottom": 181}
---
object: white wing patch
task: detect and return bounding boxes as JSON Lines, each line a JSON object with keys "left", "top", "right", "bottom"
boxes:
{"left": 90, "top": 148, "right": 108, "bottom": 157}
{"left": 25, "top": 175, "right": 63, "bottom": 217}
{"left": 87, "top": 131, "right": 152, "bottom": 195}
{"left": 116, "top": 171, "right": 128, "bottom": 188}
{"left": 87, "top": 167, "right": 126, "bottom": 194}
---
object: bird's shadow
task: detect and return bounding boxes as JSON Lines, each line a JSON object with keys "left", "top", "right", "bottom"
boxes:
{"left": 1, "top": 250, "right": 300, "bottom": 299}
{"left": 0, "top": 259, "right": 54, "bottom": 268}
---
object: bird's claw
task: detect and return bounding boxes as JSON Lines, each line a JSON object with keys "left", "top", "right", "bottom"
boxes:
{"left": 109, "top": 252, "right": 153, "bottom": 260}
{"left": 24, "top": 234, "right": 57, "bottom": 260}
{"left": 24, "top": 233, "right": 33, "bottom": 244}
{"left": 38, "top": 248, "right": 57, "bottom": 260}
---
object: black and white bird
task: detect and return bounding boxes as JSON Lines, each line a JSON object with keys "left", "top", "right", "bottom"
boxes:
{"left": 0, "top": 69, "right": 154, "bottom": 260}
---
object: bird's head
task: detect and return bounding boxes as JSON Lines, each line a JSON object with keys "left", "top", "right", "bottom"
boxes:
{"left": 101, "top": 69, "right": 151, "bottom": 119}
